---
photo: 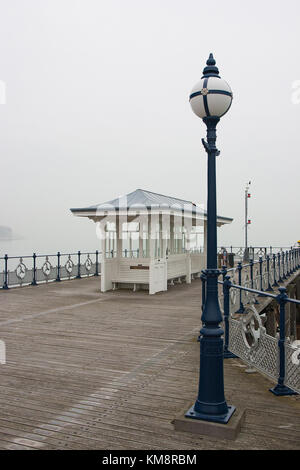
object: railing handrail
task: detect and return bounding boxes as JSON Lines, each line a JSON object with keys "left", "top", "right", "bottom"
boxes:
{"left": 218, "top": 280, "right": 300, "bottom": 304}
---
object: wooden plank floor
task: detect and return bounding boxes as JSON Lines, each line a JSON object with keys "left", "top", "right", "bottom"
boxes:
{"left": 0, "top": 277, "right": 299, "bottom": 450}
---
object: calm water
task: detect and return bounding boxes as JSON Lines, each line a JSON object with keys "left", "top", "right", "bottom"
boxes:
{"left": 0, "top": 238, "right": 99, "bottom": 259}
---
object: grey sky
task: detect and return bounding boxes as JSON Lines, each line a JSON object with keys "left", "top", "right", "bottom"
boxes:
{"left": 0, "top": 0, "right": 299, "bottom": 255}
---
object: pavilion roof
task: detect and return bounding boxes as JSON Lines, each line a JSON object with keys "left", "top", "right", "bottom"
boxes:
{"left": 70, "top": 188, "right": 233, "bottom": 224}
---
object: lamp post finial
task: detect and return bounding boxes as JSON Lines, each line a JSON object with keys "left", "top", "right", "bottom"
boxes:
{"left": 202, "top": 53, "right": 219, "bottom": 77}
{"left": 207, "top": 53, "right": 216, "bottom": 65}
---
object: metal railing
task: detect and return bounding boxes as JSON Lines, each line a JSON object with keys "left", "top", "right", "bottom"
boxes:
{"left": 0, "top": 251, "right": 101, "bottom": 289}
{"left": 217, "top": 245, "right": 295, "bottom": 261}
{"left": 0, "top": 247, "right": 206, "bottom": 288}
{"left": 202, "top": 247, "right": 300, "bottom": 395}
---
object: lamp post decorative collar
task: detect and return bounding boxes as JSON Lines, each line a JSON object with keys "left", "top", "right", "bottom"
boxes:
{"left": 185, "top": 54, "right": 235, "bottom": 424}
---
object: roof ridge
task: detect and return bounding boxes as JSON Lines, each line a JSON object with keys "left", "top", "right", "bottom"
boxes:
{"left": 137, "top": 188, "right": 196, "bottom": 205}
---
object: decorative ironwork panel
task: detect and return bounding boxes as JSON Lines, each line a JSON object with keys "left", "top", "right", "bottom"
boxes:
{"left": 80, "top": 255, "right": 96, "bottom": 276}
{"left": 285, "top": 340, "right": 300, "bottom": 394}
{"left": 36, "top": 256, "right": 56, "bottom": 282}
{"left": 60, "top": 265, "right": 76, "bottom": 279}
{"left": 8, "top": 258, "right": 33, "bottom": 286}
{"left": 229, "top": 306, "right": 279, "bottom": 382}
{"left": 36, "top": 268, "right": 56, "bottom": 283}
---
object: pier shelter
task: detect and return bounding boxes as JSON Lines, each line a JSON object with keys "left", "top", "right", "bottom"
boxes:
{"left": 71, "top": 189, "right": 232, "bottom": 294}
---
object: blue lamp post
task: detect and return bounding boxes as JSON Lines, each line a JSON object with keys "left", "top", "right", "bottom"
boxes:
{"left": 185, "top": 54, "right": 235, "bottom": 424}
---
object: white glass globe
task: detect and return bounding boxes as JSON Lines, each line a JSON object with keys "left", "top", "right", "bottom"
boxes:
{"left": 189, "top": 76, "right": 232, "bottom": 119}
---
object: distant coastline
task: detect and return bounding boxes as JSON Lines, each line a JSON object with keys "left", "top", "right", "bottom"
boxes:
{"left": 0, "top": 225, "right": 23, "bottom": 242}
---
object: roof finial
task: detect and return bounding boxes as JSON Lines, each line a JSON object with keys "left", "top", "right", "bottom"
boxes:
{"left": 202, "top": 53, "right": 220, "bottom": 78}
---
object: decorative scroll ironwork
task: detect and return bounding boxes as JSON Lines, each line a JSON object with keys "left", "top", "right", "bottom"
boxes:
{"left": 65, "top": 256, "right": 74, "bottom": 275}
{"left": 229, "top": 306, "right": 279, "bottom": 381}
{"left": 285, "top": 340, "right": 300, "bottom": 393}
{"left": 42, "top": 257, "right": 52, "bottom": 278}
{"left": 15, "top": 258, "right": 27, "bottom": 280}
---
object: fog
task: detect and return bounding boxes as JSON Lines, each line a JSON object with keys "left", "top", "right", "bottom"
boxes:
{"left": 0, "top": 0, "right": 299, "bottom": 256}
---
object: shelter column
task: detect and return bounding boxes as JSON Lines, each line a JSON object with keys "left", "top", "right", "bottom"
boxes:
{"left": 186, "top": 229, "right": 192, "bottom": 284}
{"left": 149, "top": 213, "right": 156, "bottom": 294}
{"left": 100, "top": 223, "right": 107, "bottom": 292}
{"left": 139, "top": 222, "right": 143, "bottom": 257}
{"left": 116, "top": 218, "right": 122, "bottom": 258}
{"left": 170, "top": 216, "right": 174, "bottom": 255}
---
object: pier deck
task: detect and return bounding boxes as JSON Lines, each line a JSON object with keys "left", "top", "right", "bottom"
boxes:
{"left": 0, "top": 277, "right": 299, "bottom": 450}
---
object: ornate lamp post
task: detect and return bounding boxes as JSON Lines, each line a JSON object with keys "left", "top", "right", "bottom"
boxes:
{"left": 185, "top": 54, "right": 235, "bottom": 423}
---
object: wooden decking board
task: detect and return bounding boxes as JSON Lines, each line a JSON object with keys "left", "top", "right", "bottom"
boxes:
{"left": 0, "top": 276, "right": 299, "bottom": 449}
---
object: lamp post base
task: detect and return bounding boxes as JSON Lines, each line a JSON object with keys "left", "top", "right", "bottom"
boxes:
{"left": 185, "top": 404, "right": 236, "bottom": 424}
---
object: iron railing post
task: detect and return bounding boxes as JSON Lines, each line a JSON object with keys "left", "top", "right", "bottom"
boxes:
{"left": 76, "top": 251, "right": 81, "bottom": 278}
{"left": 250, "top": 258, "right": 259, "bottom": 304}
{"left": 250, "top": 258, "right": 254, "bottom": 289}
{"left": 223, "top": 275, "right": 238, "bottom": 359}
{"left": 94, "top": 250, "right": 99, "bottom": 276}
{"left": 56, "top": 251, "right": 61, "bottom": 282}
{"left": 221, "top": 264, "right": 227, "bottom": 283}
{"left": 266, "top": 255, "right": 273, "bottom": 291}
{"left": 282, "top": 251, "right": 286, "bottom": 280}
{"left": 278, "top": 252, "right": 283, "bottom": 283}
{"left": 258, "top": 256, "right": 264, "bottom": 296}
{"left": 270, "top": 287, "right": 298, "bottom": 396}
{"left": 272, "top": 253, "right": 278, "bottom": 287}
{"left": 235, "top": 262, "right": 245, "bottom": 313}
{"left": 3, "top": 254, "right": 9, "bottom": 289}
{"left": 285, "top": 250, "right": 289, "bottom": 277}
{"left": 31, "top": 253, "right": 37, "bottom": 286}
